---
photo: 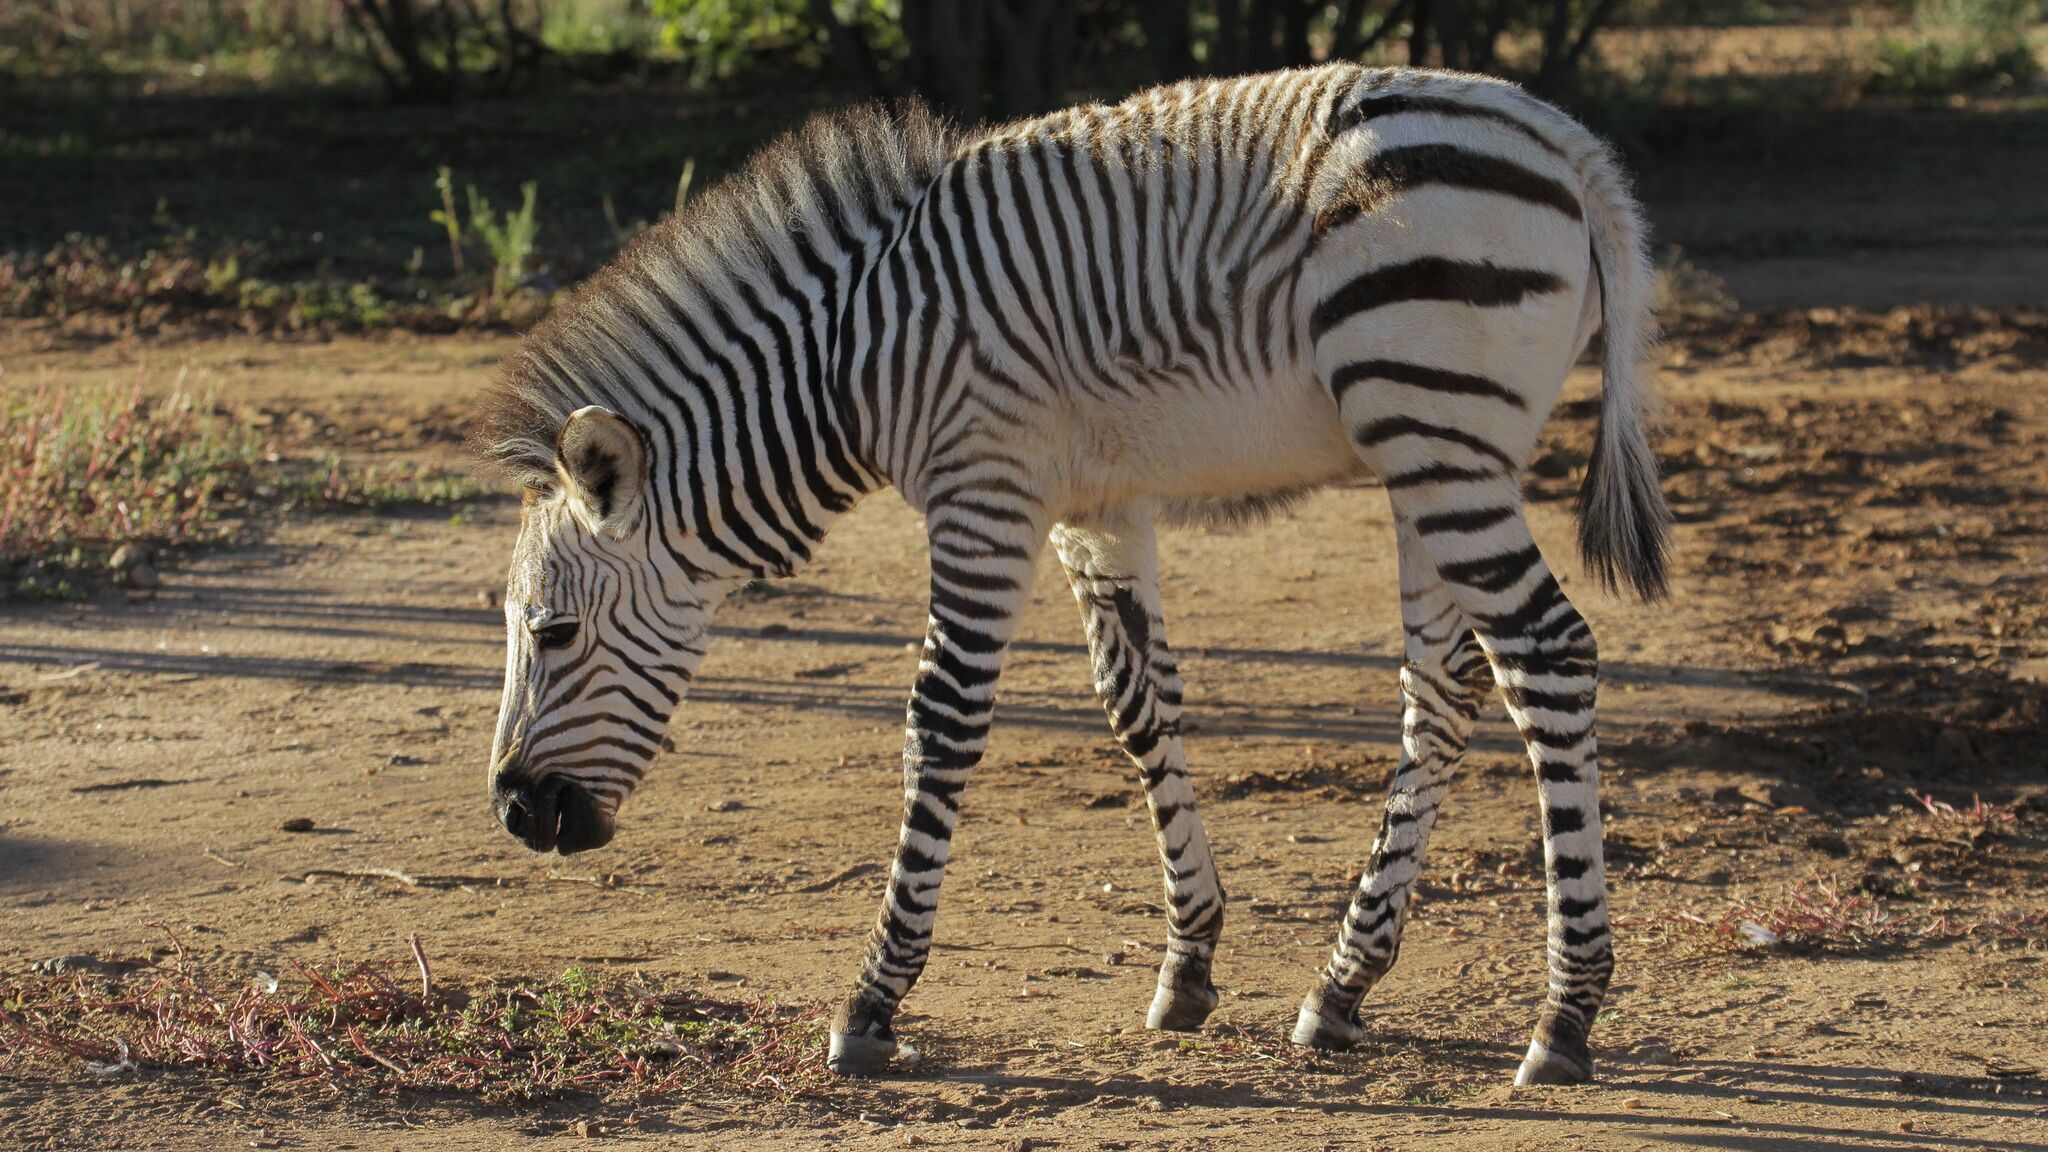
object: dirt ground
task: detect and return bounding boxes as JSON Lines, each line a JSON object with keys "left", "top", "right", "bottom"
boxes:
{"left": 2, "top": 306, "right": 2045, "bottom": 1152}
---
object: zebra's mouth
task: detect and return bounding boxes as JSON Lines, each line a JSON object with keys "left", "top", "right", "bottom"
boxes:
{"left": 498, "top": 775, "right": 616, "bottom": 855}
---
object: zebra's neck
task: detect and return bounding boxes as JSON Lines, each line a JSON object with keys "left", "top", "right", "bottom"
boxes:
{"left": 477, "top": 104, "right": 959, "bottom": 581}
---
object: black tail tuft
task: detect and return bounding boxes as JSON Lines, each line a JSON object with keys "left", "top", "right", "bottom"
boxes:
{"left": 1575, "top": 407, "right": 1671, "bottom": 602}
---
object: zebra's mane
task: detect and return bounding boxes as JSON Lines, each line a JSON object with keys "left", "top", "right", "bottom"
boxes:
{"left": 472, "top": 100, "right": 958, "bottom": 488}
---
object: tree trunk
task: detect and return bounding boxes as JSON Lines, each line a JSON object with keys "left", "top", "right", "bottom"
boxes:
{"left": 989, "top": 0, "right": 1077, "bottom": 118}
{"left": 1408, "top": 0, "right": 1434, "bottom": 66}
{"left": 343, "top": 0, "right": 459, "bottom": 102}
{"left": 1280, "top": 0, "right": 1316, "bottom": 68}
{"left": 902, "top": 0, "right": 988, "bottom": 118}
{"left": 1138, "top": 0, "right": 1194, "bottom": 81}
{"left": 807, "top": 0, "right": 886, "bottom": 99}
{"left": 1213, "top": 0, "right": 1247, "bottom": 75}
{"left": 1532, "top": 0, "right": 1623, "bottom": 93}
{"left": 1243, "top": 0, "right": 1282, "bottom": 71}
{"left": 1333, "top": 0, "right": 1409, "bottom": 60}
{"left": 1432, "top": 0, "right": 1465, "bottom": 69}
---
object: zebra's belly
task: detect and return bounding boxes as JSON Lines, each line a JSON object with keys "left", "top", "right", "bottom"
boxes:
{"left": 1064, "top": 374, "right": 1363, "bottom": 515}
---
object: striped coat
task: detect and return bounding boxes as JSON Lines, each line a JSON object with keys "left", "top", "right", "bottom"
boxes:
{"left": 478, "top": 63, "right": 1668, "bottom": 1088}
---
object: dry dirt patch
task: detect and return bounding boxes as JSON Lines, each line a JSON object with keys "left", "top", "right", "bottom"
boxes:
{"left": 1, "top": 326, "right": 2044, "bottom": 1150}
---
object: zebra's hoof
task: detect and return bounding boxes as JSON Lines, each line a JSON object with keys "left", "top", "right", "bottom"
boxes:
{"left": 826, "top": 1029, "right": 898, "bottom": 1076}
{"left": 1290, "top": 1002, "right": 1365, "bottom": 1051}
{"left": 1513, "top": 1039, "right": 1593, "bottom": 1086}
{"left": 1145, "top": 982, "right": 1219, "bottom": 1032}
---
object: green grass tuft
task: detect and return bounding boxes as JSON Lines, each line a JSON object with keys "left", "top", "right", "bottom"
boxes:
{"left": 1865, "top": 0, "right": 2042, "bottom": 98}
{"left": 0, "top": 385, "right": 259, "bottom": 587}
{"left": 1, "top": 384, "right": 491, "bottom": 599}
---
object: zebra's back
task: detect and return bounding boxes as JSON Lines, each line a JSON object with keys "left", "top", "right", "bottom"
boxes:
{"left": 857, "top": 64, "right": 1624, "bottom": 519}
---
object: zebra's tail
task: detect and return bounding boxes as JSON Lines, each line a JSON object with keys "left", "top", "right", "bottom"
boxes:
{"left": 1574, "top": 140, "right": 1671, "bottom": 602}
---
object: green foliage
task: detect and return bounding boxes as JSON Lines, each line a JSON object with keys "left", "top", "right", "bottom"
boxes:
{"left": 471, "top": 181, "right": 543, "bottom": 299}
{"left": 652, "top": 0, "right": 818, "bottom": 85}
{"left": 1867, "top": 0, "right": 2042, "bottom": 97}
{"left": 430, "top": 166, "right": 466, "bottom": 276}
{"left": 293, "top": 456, "right": 490, "bottom": 510}
{"left": 0, "top": 0, "right": 363, "bottom": 82}
{"left": 0, "top": 229, "right": 514, "bottom": 335}
{"left": 0, "top": 387, "right": 259, "bottom": 575}
{"left": 429, "top": 169, "right": 543, "bottom": 301}
{"left": 539, "top": 0, "right": 660, "bottom": 56}
{"left": 0, "top": 384, "right": 489, "bottom": 599}
{"left": 1623, "top": 0, "right": 1810, "bottom": 25}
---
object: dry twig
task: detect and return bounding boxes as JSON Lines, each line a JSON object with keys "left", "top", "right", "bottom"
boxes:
{"left": 407, "top": 934, "right": 432, "bottom": 1002}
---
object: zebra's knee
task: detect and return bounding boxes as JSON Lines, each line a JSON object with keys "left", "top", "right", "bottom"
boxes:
{"left": 1444, "top": 629, "right": 1495, "bottom": 696}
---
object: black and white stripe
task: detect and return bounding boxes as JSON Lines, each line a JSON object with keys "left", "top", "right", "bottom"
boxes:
{"left": 476, "top": 63, "right": 1668, "bottom": 1087}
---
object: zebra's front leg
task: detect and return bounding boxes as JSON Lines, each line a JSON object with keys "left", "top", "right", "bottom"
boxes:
{"left": 828, "top": 495, "right": 1045, "bottom": 1076}
{"left": 1294, "top": 524, "right": 1492, "bottom": 1050}
{"left": 1054, "top": 515, "right": 1225, "bottom": 1033}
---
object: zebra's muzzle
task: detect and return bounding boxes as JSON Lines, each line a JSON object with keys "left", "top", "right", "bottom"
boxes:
{"left": 494, "top": 774, "right": 615, "bottom": 855}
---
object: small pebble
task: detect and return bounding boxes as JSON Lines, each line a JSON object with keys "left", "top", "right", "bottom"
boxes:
{"left": 280, "top": 817, "right": 315, "bottom": 833}
{"left": 707, "top": 798, "right": 742, "bottom": 812}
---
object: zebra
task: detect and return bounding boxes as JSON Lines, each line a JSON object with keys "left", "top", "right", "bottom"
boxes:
{"left": 475, "top": 62, "right": 1669, "bottom": 1088}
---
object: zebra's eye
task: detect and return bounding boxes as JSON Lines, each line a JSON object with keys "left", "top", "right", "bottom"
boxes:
{"left": 534, "top": 620, "right": 581, "bottom": 650}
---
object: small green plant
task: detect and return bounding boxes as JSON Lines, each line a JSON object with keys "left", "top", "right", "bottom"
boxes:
{"left": 0, "top": 383, "right": 492, "bottom": 599}
{"left": 430, "top": 168, "right": 544, "bottom": 303}
{"left": 288, "top": 455, "right": 490, "bottom": 511}
{"left": 0, "top": 385, "right": 261, "bottom": 597}
{"left": 1866, "top": 0, "right": 2042, "bottom": 98}
{"left": 469, "top": 181, "right": 542, "bottom": 300}
{"left": 430, "top": 166, "right": 465, "bottom": 277}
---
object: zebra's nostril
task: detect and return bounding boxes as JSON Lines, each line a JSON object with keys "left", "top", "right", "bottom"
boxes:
{"left": 495, "top": 775, "right": 605, "bottom": 854}
{"left": 501, "top": 797, "right": 533, "bottom": 838}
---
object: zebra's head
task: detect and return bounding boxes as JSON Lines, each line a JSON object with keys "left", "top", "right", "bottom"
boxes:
{"left": 488, "top": 404, "right": 720, "bottom": 854}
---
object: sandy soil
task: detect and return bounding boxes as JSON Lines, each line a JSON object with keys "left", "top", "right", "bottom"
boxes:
{"left": 1, "top": 320, "right": 2045, "bottom": 1150}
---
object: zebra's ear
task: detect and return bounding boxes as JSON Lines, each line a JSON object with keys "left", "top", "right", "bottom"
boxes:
{"left": 555, "top": 405, "right": 646, "bottom": 537}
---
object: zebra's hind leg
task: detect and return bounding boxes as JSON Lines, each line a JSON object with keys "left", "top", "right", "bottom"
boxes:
{"left": 1384, "top": 479, "right": 1613, "bottom": 1086}
{"left": 1054, "top": 513, "right": 1225, "bottom": 1032}
{"left": 828, "top": 487, "right": 1047, "bottom": 1076}
{"left": 1293, "top": 520, "right": 1492, "bottom": 1050}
